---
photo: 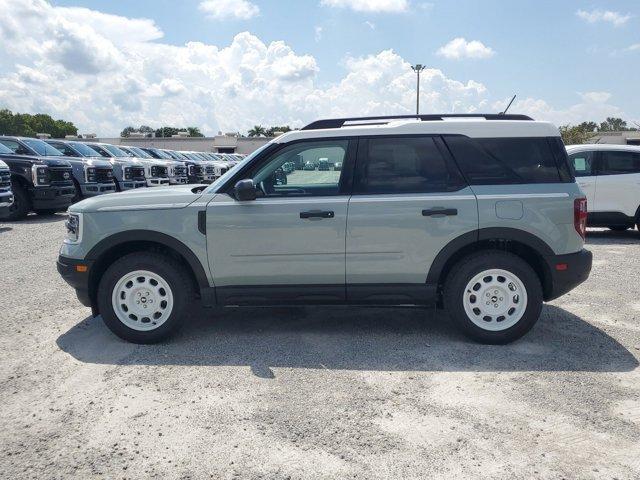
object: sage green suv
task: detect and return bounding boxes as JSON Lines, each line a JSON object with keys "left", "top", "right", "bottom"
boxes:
{"left": 58, "top": 114, "right": 592, "bottom": 344}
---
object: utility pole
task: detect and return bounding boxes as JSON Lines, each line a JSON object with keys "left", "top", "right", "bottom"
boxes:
{"left": 411, "top": 64, "right": 426, "bottom": 115}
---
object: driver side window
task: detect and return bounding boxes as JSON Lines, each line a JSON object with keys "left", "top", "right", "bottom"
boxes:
{"left": 251, "top": 140, "right": 349, "bottom": 197}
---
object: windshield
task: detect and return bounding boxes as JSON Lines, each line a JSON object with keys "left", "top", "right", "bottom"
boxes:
{"left": 22, "top": 139, "right": 64, "bottom": 156}
{"left": 70, "top": 142, "right": 102, "bottom": 157}
{"left": 205, "top": 143, "right": 272, "bottom": 193}
{"left": 102, "top": 144, "right": 129, "bottom": 157}
{"left": 85, "top": 144, "right": 111, "bottom": 158}
{"left": 0, "top": 143, "right": 12, "bottom": 154}
{"left": 117, "top": 146, "right": 135, "bottom": 157}
{"left": 128, "top": 146, "right": 153, "bottom": 159}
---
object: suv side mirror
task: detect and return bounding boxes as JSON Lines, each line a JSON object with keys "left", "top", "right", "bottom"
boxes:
{"left": 234, "top": 179, "right": 257, "bottom": 201}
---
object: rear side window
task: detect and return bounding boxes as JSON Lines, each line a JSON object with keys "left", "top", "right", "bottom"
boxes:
{"left": 444, "top": 136, "right": 563, "bottom": 184}
{"left": 354, "top": 136, "right": 465, "bottom": 194}
{"left": 568, "top": 151, "right": 595, "bottom": 177}
{"left": 600, "top": 150, "right": 640, "bottom": 175}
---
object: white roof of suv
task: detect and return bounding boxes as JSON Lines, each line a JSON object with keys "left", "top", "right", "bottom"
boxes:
{"left": 566, "top": 144, "right": 640, "bottom": 153}
{"left": 275, "top": 115, "right": 559, "bottom": 143}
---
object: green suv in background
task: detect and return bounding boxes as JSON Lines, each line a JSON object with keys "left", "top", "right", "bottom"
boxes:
{"left": 57, "top": 114, "right": 592, "bottom": 345}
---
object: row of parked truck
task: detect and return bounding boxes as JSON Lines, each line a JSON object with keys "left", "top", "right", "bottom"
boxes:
{"left": 0, "top": 136, "right": 245, "bottom": 220}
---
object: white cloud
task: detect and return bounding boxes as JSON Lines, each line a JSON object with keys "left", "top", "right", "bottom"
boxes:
{"left": 364, "top": 21, "right": 376, "bottom": 30}
{"left": 626, "top": 43, "right": 640, "bottom": 52}
{"left": 576, "top": 9, "right": 631, "bottom": 27}
{"left": 314, "top": 26, "right": 323, "bottom": 42}
{"left": 436, "top": 38, "right": 495, "bottom": 60}
{"left": 0, "top": 0, "right": 631, "bottom": 135}
{"left": 198, "top": 0, "right": 259, "bottom": 20}
{"left": 320, "top": 0, "right": 408, "bottom": 13}
{"left": 580, "top": 91, "right": 612, "bottom": 103}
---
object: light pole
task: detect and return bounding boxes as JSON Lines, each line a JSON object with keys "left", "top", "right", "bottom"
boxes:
{"left": 411, "top": 64, "right": 426, "bottom": 115}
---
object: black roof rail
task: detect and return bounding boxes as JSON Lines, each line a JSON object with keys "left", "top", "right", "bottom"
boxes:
{"left": 301, "top": 114, "right": 534, "bottom": 130}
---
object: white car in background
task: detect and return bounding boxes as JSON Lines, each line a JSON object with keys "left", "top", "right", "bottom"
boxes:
{"left": 567, "top": 144, "right": 640, "bottom": 231}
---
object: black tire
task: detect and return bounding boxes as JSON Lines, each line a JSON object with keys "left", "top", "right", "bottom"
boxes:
{"left": 71, "top": 179, "right": 82, "bottom": 204}
{"left": 608, "top": 226, "right": 630, "bottom": 231}
{"left": 6, "top": 182, "right": 31, "bottom": 220}
{"left": 97, "top": 252, "right": 195, "bottom": 344}
{"left": 443, "top": 250, "right": 543, "bottom": 344}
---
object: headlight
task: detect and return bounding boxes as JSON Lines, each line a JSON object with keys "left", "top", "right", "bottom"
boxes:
{"left": 31, "top": 165, "right": 50, "bottom": 186}
{"left": 151, "top": 166, "right": 159, "bottom": 177}
{"left": 64, "top": 213, "right": 82, "bottom": 244}
{"left": 85, "top": 166, "right": 96, "bottom": 183}
{"left": 123, "top": 166, "right": 132, "bottom": 180}
{"left": 188, "top": 164, "right": 195, "bottom": 175}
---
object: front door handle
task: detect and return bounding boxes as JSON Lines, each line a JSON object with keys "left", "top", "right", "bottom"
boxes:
{"left": 300, "top": 210, "right": 334, "bottom": 219}
{"left": 422, "top": 208, "right": 458, "bottom": 217}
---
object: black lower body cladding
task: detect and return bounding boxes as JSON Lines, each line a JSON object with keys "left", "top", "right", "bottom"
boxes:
{"left": 543, "top": 249, "right": 592, "bottom": 301}
{"left": 57, "top": 256, "right": 93, "bottom": 307}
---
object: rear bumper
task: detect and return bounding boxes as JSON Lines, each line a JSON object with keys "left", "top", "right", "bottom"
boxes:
{"left": 31, "top": 184, "right": 76, "bottom": 209}
{"left": 544, "top": 249, "right": 593, "bottom": 301}
{"left": 57, "top": 255, "right": 93, "bottom": 307}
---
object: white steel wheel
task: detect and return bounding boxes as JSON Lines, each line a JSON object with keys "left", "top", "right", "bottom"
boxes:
{"left": 462, "top": 268, "right": 528, "bottom": 332}
{"left": 111, "top": 270, "right": 174, "bottom": 331}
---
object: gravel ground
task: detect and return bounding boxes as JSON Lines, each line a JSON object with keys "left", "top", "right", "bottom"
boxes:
{"left": 0, "top": 213, "right": 639, "bottom": 479}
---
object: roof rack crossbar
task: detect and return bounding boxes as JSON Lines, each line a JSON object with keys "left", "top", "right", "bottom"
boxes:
{"left": 301, "top": 114, "right": 534, "bottom": 130}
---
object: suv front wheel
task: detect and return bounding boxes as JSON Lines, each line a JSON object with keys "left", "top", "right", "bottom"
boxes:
{"left": 97, "top": 252, "right": 194, "bottom": 343}
{"left": 443, "top": 251, "right": 543, "bottom": 344}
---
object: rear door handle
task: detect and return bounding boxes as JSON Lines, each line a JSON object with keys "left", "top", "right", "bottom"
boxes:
{"left": 422, "top": 208, "right": 458, "bottom": 217}
{"left": 300, "top": 210, "right": 334, "bottom": 219}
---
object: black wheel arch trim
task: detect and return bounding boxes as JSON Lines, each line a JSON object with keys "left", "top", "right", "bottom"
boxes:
{"left": 426, "top": 227, "right": 556, "bottom": 285}
{"left": 85, "top": 230, "right": 210, "bottom": 290}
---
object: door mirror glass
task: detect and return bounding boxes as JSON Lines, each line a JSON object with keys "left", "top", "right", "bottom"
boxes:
{"left": 234, "top": 179, "right": 257, "bottom": 201}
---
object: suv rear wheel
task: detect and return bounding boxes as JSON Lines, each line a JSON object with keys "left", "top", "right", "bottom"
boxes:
{"left": 97, "top": 252, "right": 194, "bottom": 343}
{"left": 443, "top": 251, "right": 543, "bottom": 344}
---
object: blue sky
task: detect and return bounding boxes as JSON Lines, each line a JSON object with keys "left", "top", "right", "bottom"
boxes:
{"left": 1, "top": 0, "right": 638, "bottom": 134}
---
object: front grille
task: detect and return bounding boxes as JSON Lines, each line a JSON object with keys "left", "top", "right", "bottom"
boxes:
{"left": 0, "top": 170, "right": 10, "bottom": 190}
{"left": 205, "top": 166, "right": 215, "bottom": 175}
{"left": 131, "top": 167, "right": 145, "bottom": 180}
{"left": 95, "top": 168, "right": 113, "bottom": 183}
{"left": 191, "top": 165, "right": 203, "bottom": 175}
{"left": 151, "top": 166, "right": 168, "bottom": 178}
{"left": 49, "top": 167, "right": 73, "bottom": 185}
{"left": 173, "top": 166, "right": 186, "bottom": 177}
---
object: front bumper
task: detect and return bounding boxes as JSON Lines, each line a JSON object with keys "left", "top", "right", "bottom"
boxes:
{"left": 169, "top": 176, "right": 188, "bottom": 185}
{"left": 80, "top": 182, "right": 117, "bottom": 197}
{"left": 31, "top": 184, "right": 76, "bottom": 210}
{"left": 147, "top": 178, "right": 170, "bottom": 187}
{"left": 57, "top": 255, "right": 94, "bottom": 307}
{"left": 544, "top": 249, "right": 593, "bottom": 301}
{"left": 0, "top": 192, "right": 13, "bottom": 217}
{"left": 120, "top": 180, "right": 147, "bottom": 190}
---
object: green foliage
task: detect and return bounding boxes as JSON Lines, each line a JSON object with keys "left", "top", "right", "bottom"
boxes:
{"left": 121, "top": 125, "right": 203, "bottom": 138}
{"left": 598, "top": 117, "right": 631, "bottom": 132}
{"left": 248, "top": 125, "right": 292, "bottom": 137}
{"left": 0, "top": 108, "right": 78, "bottom": 138}
{"left": 559, "top": 125, "right": 596, "bottom": 145}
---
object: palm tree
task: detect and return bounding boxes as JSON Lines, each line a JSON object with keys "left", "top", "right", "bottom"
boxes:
{"left": 248, "top": 125, "right": 267, "bottom": 137}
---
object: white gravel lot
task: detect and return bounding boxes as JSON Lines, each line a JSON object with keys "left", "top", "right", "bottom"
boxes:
{"left": 0, "top": 213, "right": 639, "bottom": 479}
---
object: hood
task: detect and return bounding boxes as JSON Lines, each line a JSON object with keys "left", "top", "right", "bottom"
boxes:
{"left": 59, "top": 155, "right": 112, "bottom": 168}
{"left": 107, "top": 157, "right": 143, "bottom": 166}
{"left": 70, "top": 184, "right": 207, "bottom": 213}
{"left": 0, "top": 159, "right": 8, "bottom": 169}
{"left": 40, "top": 156, "right": 73, "bottom": 167}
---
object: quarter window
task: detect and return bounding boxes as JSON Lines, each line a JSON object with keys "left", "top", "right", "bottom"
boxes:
{"left": 354, "top": 136, "right": 465, "bottom": 194}
{"left": 600, "top": 150, "right": 640, "bottom": 175}
{"left": 445, "top": 136, "right": 562, "bottom": 184}
{"left": 250, "top": 140, "right": 349, "bottom": 197}
{"left": 568, "top": 151, "right": 595, "bottom": 177}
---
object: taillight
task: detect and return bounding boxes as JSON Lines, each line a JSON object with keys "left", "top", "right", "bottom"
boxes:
{"left": 574, "top": 197, "right": 587, "bottom": 240}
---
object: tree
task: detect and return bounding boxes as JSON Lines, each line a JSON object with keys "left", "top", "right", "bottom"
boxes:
{"left": 0, "top": 108, "right": 77, "bottom": 137}
{"left": 559, "top": 125, "right": 596, "bottom": 145}
{"left": 187, "top": 127, "right": 204, "bottom": 137}
{"left": 598, "top": 117, "right": 629, "bottom": 132}
{"left": 266, "top": 125, "right": 292, "bottom": 136}
{"left": 577, "top": 121, "right": 597, "bottom": 133}
{"left": 120, "top": 126, "right": 136, "bottom": 137}
{"left": 247, "top": 125, "right": 267, "bottom": 137}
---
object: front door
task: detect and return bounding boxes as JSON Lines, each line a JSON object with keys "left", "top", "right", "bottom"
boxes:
{"left": 206, "top": 139, "right": 355, "bottom": 304}
{"left": 345, "top": 135, "right": 478, "bottom": 303}
{"left": 568, "top": 150, "right": 598, "bottom": 210}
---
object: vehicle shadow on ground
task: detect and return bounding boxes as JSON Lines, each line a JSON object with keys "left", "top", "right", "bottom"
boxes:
{"left": 0, "top": 213, "right": 67, "bottom": 225}
{"left": 586, "top": 228, "right": 640, "bottom": 245}
{"left": 56, "top": 304, "right": 638, "bottom": 376}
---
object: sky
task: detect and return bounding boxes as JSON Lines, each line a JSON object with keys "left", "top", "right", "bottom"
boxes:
{"left": 0, "top": 0, "right": 638, "bottom": 136}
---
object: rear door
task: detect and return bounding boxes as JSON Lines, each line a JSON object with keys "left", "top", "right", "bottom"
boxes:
{"left": 595, "top": 149, "right": 640, "bottom": 218}
{"left": 568, "top": 150, "right": 598, "bottom": 209}
{"left": 345, "top": 135, "right": 478, "bottom": 303}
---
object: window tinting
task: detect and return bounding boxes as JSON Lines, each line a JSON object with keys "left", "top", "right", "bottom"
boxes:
{"left": 444, "top": 136, "right": 562, "bottom": 185}
{"left": 354, "top": 136, "right": 465, "bottom": 194}
{"left": 600, "top": 150, "right": 640, "bottom": 175}
{"left": 568, "top": 151, "right": 595, "bottom": 177}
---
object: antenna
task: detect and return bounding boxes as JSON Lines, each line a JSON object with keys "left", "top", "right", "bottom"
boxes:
{"left": 500, "top": 95, "right": 517, "bottom": 115}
